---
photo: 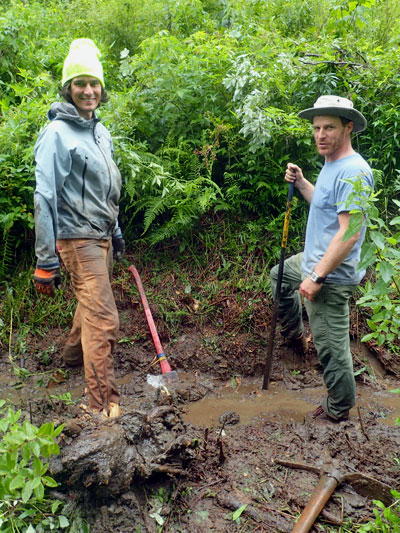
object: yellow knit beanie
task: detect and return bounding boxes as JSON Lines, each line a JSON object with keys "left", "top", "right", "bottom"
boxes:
{"left": 62, "top": 38, "right": 104, "bottom": 87}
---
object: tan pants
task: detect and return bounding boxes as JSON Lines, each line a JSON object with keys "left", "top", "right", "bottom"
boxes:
{"left": 57, "top": 238, "right": 120, "bottom": 410}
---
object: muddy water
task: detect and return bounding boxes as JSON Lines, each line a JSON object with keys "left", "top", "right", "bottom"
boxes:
{"left": 182, "top": 379, "right": 400, "bottom": 428}
{"left": 1, "top": 366, "right": 399, "bottom": 429}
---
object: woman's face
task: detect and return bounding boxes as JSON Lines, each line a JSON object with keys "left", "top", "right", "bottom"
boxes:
{"left": 70, "top": 76, "right": 102, "bottom": 120}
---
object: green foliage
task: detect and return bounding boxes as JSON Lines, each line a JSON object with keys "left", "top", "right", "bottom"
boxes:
{"left": 343, "top": 177, "right": 400, "bottom": 351}
{"left": 329, "top": 0, "right": 377, "bottom": 34}
{"left": 49, "top": 392, "right": 79, "bottom": 407}
{"left": 0, "top": 268, "right": 76, "bottom": 359}
{"left": 231, "top": 504, "right": 247, "bottom": 523}
{"left": 357, "top": 490, "right": 400, "bottom": 532}
{"left": 2, "top": 0, "right": 400, "bottom": 274}
{"left": 0, "top": 399, "right": 67, "bottom": 531}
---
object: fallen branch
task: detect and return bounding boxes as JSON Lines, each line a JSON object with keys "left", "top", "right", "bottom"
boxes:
{"left": 357, "top": 406, "right": 370, "bottom": 441}
{"left": 299, "top": 59, "right": 363, "bottom": 67}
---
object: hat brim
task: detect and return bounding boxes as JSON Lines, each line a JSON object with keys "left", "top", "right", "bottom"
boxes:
{"left": 298, "top": 106, "right": 367, "bottom": 133}
{"left": 63, "top": 74, "right": 105, "bottom": 88}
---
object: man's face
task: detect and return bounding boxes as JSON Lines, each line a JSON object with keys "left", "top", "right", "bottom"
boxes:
{"left": 313, "top": 115, "right": 353, "bottom": 162}
{"left": 70, "top": 76, "right": 102, "bottom": 120}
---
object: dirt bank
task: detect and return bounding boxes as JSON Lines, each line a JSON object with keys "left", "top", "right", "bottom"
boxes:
{"left": 1, "top": 258, "right": 400, "bottom": 532}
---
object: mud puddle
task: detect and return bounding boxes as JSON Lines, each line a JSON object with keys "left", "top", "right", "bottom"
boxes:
{"left": 182, "top": 379, "right": 400, "bottom": 427}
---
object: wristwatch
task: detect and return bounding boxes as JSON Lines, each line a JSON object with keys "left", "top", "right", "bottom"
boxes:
{"left": 310, "top": 271, "right": 326, "bottom": 284}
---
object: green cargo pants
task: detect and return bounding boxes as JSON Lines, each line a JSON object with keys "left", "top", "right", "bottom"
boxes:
{"left": 270, "top": 253, "right": 357, "bottom": 419}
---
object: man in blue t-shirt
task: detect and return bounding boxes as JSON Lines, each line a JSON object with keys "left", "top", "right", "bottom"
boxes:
{"left": 270, "top": 95, "right": 373, "bottom": 422}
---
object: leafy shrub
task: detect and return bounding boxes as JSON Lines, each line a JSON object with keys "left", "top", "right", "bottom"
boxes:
{"left": 358, "top": 489, "right": 400, "bottom": 532}
{"left": 2, "top": 0, "right": 400, "bottom": 275}
{"left": 0, "top": 399, "right": 67, "bottom": 532}
{"left": 344, "top": 177, "right": 400, "bottom": 352}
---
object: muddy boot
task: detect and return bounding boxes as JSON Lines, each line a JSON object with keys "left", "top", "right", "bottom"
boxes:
{"left": 62, "top": 344, "right": 84, "bottom": 367}
{"left": 310, "top": 405, "right": 349, "bottom": 422}
{"left": 286, "top": 332, "right": 311, "bottom": 357}
{"left": 102, "top": 402, "right": 121, "bottom": 420}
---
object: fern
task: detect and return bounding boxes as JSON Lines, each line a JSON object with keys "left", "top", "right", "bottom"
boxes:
{"left": 141, "top": 195, "right": 173, "bottom": 233}
{"left": 0, "top": 231, "right": 15, "bottom": 280}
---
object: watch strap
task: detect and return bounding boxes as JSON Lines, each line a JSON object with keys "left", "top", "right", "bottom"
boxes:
{"left": 310, "top": 271, "right": 326, "bottom": 284}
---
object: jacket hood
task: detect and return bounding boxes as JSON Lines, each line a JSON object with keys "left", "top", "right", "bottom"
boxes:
{"left": 47, "top": 102, "right": 99, "bottom": 125}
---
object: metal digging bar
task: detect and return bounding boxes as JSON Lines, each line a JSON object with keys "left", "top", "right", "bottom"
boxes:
{"left": 262, "top": 181, "right": 294, "bottom": 390}
{"left": 128, "top": 265, "right": 178, "bottom": 383}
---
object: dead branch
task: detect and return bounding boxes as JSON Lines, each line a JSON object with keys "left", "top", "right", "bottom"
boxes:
{"left": 299, "top": 60, "right": 363, "bottom": 67}
{"left": 357, "top": 405, "right": 370, "bottom": 441}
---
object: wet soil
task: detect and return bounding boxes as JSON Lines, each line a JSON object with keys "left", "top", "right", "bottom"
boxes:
{"left": 2, "top": 259, "right": 400, "bottom": 532}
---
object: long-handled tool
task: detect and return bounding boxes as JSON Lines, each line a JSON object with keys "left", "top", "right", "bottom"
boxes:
{"left": 128, "top": 265, "right": 178, "bottom": 383}
{"left": 275, "top": 458, "right": 393, "bottom": 533}
{"left": 262, "top": 181, "right": 294, "bottom": 390}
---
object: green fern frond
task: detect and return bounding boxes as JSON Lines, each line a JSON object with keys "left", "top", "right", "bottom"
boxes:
{"left": 148, "top": 209, "right": 196, "bottom": 245}
{"left": 0, "top": 231, "right": 15, "bottom": 280}
{"left": 141, "top": 195, "right": 172, "bottom": 233}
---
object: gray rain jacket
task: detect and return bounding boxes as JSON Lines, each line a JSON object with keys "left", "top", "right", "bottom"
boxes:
{"left": 34, "top": 102, "right": 122, "bottom": 270}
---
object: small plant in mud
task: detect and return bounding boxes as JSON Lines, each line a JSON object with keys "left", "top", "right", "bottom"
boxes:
{"left": 231, "top": 504, "right": 247, "bottom": 524}
{"left": 49, "top": 392, "right": 80, "bottom": 407}
{"left": 0, "top": 399, "right": 68, "bottom": 532}
{"left": 148, "top": 487, "right": 172, "bottom": 531}
{"left": 357, "top": 489, "right": 400, "bottom": 532}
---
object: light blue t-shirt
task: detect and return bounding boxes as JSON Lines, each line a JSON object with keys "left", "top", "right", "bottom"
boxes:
{"left": 302, "top": 153, "right": 373, "bottom": 285}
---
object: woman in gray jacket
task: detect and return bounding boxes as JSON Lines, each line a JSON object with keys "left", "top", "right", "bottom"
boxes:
{"left": 33, "top": 39, "right": 124, "bottom": 419}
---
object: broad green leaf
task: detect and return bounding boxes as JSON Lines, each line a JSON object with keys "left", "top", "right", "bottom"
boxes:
{"left": 34, "top": 481, "right": 44, "bottom": 501}
{"left": 0, "top": 420, "right": 10, "bottom": 433}
{"left": 358, "top": 242, "right": 376, "bottom": 270}
{"left": 32, "top": 456, "right": 46, "bottom": 476}
{"left": 22, "top": 444, "right": 32, "bottom": 463}
{"left": 53, "top": 423, "right": 65, "bottom": 437}
{"left": 51, "top": 500, "right": 62, "bottom": 513}
{"left": 23, "top": 421, "right": 38, "bottom": 440}
{"left": 22, "top": 482, "right": 33, "bottom": 503}
{"left": 370, "top": 231, "right": 385, "bottom": 250}
{"left": 344, "top": 212, "right": 364, "bottom": 241}
{"left": 42, "top": 475, "right": 58, "bottom": 488}
{"left": 28, "top": 440, "right": 41, "bottom": 458}
{"left": 38, "top": 422, "right": 55, "bottom": 437}
{"left": 58, "top": 515, "right": 70, "bottom": 528}
{"left": 361, "top": 333, "right": 376, "bottom": 342}
{"left": 232, "top": 504, "right": 247, "bottom": 521}
{"left": 30, "top": 476, "right": 42, "bottom": 490}
{"left": 10, "top": 475, "right": 25, "bottom": 490}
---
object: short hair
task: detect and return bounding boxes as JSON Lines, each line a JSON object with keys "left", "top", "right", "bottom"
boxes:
{"left": 339, "top": 116, "right": 351, "bottom": 127}
{"left": 59, "top": 81, "right": 109, "bottom": 106}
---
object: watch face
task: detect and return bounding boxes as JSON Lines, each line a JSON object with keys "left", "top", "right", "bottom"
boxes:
{"left": 311, "top": 272, "right": 324, "bottom": 283}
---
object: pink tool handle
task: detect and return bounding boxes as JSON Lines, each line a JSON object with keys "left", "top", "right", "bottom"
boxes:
{"left": 128, "top": 265, "right": 164, "bottom": 355}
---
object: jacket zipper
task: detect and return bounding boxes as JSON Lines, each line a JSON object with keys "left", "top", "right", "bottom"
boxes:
{"left": 82, "top": 156, "right": 88, "bottom": 209}
{"left": 93, "top": 123, "right": 112, "bottom": 200}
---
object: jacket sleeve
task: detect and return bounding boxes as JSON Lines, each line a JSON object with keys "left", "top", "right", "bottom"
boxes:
{"left": 34, "top": 125, "right": 71, "bottom": 270}
{"left": 109, "top": 136, "right": 123, "bottom": 239}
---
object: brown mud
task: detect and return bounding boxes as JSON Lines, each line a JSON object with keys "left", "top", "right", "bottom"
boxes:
{"left": 1, "top": 259, "right": 400, "bottom": 532}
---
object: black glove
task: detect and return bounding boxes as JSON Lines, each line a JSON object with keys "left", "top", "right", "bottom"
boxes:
{"left": 112, "top": 236, "right": 125, "bottom": 262}
{"left": 33, "top": 268, "right": 61, "bottom": 297}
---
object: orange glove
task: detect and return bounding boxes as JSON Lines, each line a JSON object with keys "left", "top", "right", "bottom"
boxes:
{"left": 33, "top": 268, "right": 61, "bottom": 297}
